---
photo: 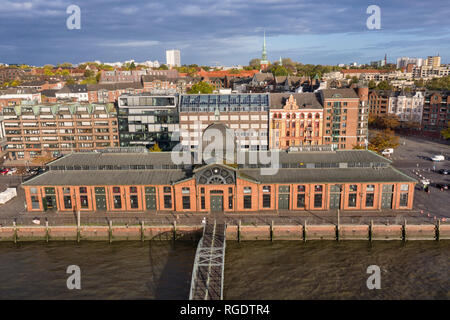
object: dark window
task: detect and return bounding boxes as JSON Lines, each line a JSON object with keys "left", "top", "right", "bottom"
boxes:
{"left": 263, "top": 185, "right": 271, "bottom": 193}
{"left": 113, "top": 195, "right": 122, "bottom": 209}
{"left": 297, "top": 185, "right": 305, "bottom": 192}
{"left": 228, "top": 196, "right": 233, "bottom": 209}
{"left": 63, "top": 196, "right": 72, "bottom": 209}
{"left": 201, "top": 196, "right": 205, "bottom": 210}
{"left": 80, "top": 195, "right": 89, "bottom": 208}
{"left": 63, "top": 187, "right": 71, "bottom": 194}
{"left": 263, "top": 194, "right": 271, "bottom": 208}
{"left": 182, "top": 196, "right": 190, "bottom": 210}
{"left": 130, "top": 186, "right": 138, "bottom": 193}
{"left": 399, "top": 193, "right": 408, "bottom": 207}
{"left": 297, "top": 194, "right": 305, "bottom": 208}
{"left": 113, "top": 187, "right": 120, "bottom": 193}
{"left": 31, "top": 196, "right": 40, "bottom": 209}
{"left": 314, "top": 185, "right": 323, "bottom": 192}
{"left": 349, "top": 185, "right": 358, "bottom": 192}
{"left": 314, "top": 194, "right": 322, "bottom": 208}
{"left": 79, "top": 187, "right": 87, "bottom": 194}
{"left": 130, "top": 195, "right": 138, "bottom": 209}
{"left": 163, "top": 186, "right": 171, "bottom": 193}
{"left": 164, "top": 195, "right": 172, "bottom": 208}
{"left": 348, "top": 194, "right": 357, "bottom": 207}
{"left": 365, "top": 193, "right": 374, "bottom": 207}
{"left": 244, "top": 195, "right": 252, "bottom": 209}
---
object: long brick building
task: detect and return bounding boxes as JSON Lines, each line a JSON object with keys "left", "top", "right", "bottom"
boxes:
{"left": 22, "top": 149, "right": 416, "bottom": 213}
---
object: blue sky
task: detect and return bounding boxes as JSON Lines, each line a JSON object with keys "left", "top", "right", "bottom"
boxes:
{"left": 0, "top": 0, "right": 449, "bottom": 66}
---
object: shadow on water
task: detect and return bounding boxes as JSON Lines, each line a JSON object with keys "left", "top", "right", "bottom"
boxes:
{"left": 147, "top": 230, "right": 201, "bottom": 300}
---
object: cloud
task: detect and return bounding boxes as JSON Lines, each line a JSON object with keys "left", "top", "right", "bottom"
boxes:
{"left": 99, "top": 40, "right": 161, "bottom": 47}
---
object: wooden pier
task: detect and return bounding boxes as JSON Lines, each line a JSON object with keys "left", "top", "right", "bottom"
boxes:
{"left": 189, "top": 221, "right": 226, "bottom": 300}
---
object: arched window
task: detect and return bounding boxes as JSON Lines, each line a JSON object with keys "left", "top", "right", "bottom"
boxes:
{"left": 308, "top": 113, "right": 312, "bottom": 119}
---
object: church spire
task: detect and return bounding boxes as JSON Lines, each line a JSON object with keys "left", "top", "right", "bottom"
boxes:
{"left": 260, "top": 30, "right": 269, "bottom": 71}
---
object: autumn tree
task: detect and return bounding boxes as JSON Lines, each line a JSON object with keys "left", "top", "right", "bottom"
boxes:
{"left": 149, "top": 142, "right": 162, "bottom": 152}
{"left": 441, "top": 122, "right": 450, "bottom": 139}
{"left": 368, "top": 129, "right": 399, "bottom": 153}
{"left": 187, "top": 81, "right": 215, "bottom": 94}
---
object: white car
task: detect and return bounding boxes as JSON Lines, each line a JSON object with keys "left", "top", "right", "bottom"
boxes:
{"left": 430, "top": 155, "right": 445, "bottom": 162}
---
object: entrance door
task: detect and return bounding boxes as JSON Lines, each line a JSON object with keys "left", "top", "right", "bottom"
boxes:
{"left": 278, "top": 194, "right": 290, "bottom": 210}
{"left": 330, "top": 193, "right": 341, "bottom": 209}
{"left": 96, "top": 195, "right": 107, "bottom": 210}
{"left": 210, "top": 195, "right": 223, "bottom": 212}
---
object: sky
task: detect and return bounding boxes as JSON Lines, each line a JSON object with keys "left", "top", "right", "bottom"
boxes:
{"left": 0, "top": 0, "right": 449, "bottom": 67}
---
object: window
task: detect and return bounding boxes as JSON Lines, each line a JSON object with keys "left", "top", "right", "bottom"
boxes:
{"left": 399, "top": 193, "right": 408, "bottom": 207}
{"left": 63, "top": 196, "right": 72, "bottom": 209}
{"left": 263, "top": 185, "right": 271, "bottom": 193}
{"left": 263, "top": 194, "right": 271, "bottom": 208}
{"left": 365, "top": 193, "right": 374, "bottom": 207}
{"left": 31, "top": 195, "right": 40, "bottom": 209}
{"left": 244, "top": 195, "right": 252, "bottom": 209}
{"left": 297, "top": 194, "right": 305, "bottom": 208}
{"left": 348, "top": 194, "right": 357, "bottom": 207}
{"left": 113, "top": 195, "right": 122, "bottom": 209}
{"left": 349, "top": 185, "right": 358, "bottom": 192}
{"left": 182, "top": 196, "right": 190, "bottom": 210}
{"left": 164, "top": 195, "right": 172, "bottom": 208}
{"left": 164, "top": 186, "right": 171, "bottom": 193}
{"left": 400, "top": 184, "right": 409, "bottom": 191}
{"left": 297, "top": 185, "right": 305, "bottom": 192}
{"left": 201, "top": 196, "right": 206, "bottom": 210}
{"left": 130, "top": 186, "right": 138, "bottom": 193}
{"left": 80, "top": 195, "right": 89, "bottom": 208}
{"left": 130, "top": 195, "right": 139, "bottom": 209}
{"left": 243, "top": 186, "right": 252, "bottom": 193}
{"left": 30, "top": 188, "right": 38, "bottom": 194}
{"left": 314, "top": 194, "right": 322, "bottom": 208}
{"left": 228, "top": 195, "right": 233, "bottom": 209}
{"left": 79, "top": 187, "right": 87, "bottom": 194}
{"left": 113, "top": 187, "right": 120, "bottom": 193}
{"left": 63, "top": 187, "right": 70, "bottom": 194}
{"left": 182, "top": 187, "right": 190, "bottom": 194}
{"left": 314, "top": 185, "right": 323, "bottom": 192}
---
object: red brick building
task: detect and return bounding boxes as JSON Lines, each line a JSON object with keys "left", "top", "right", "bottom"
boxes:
{"left": 22, "top": 150, "right": 416, "bottom": 213}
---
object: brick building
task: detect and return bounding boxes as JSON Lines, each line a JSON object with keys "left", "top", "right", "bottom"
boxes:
{"left": 422, "top": 91, "right": 450, "bottom": 135}
{"left": 269, "top": 93, "right": 323, "bottom": 149}
{"left": 368, "top": 90, "right": 392, "bottom": 116}
{"left": 3, "top": 102, "right": 119, "bottom": 160}
{"left": 22, "top": 150, "right": 416, "bottom": 213}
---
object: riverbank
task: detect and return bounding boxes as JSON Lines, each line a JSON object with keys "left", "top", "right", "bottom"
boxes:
{"left": 1, "top": 222, "right": 449, "bottom": 242}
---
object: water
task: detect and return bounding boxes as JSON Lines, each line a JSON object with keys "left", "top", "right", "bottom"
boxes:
{"left": 0, "top": 241, "right": 448, "bottom": 299}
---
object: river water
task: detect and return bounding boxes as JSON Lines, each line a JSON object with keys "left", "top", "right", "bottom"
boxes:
{"left": 0, "top": 241, "right": 448, "bottom": 299}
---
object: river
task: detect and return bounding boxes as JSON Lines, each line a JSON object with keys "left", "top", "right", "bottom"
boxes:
{"left": 0, "top": 241, "right": 448, "bottom": 299}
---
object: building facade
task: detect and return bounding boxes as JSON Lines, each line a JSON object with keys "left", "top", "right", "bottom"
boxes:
{"left": 22, "top": 150, "right": 416, "bottom": 213}
{"left": 117, "top": 94, "right": 179, "bottom": 150}
{"left": 422, "top": 91, "right": 450, "bottom": 134}
{"left": 178, "top": 93, "right": 270, "bottom": 151}
{"left": 388, "top": 91, "right": 424, "bottom": 123}
{"left": 166, "top": 50, "right": 181, "bottom": 67}
{"left": 269, "top": 94, "right": 323, "bottom": 149}
{"left": 3, "top": 103, "right": 119, "bottom": 160}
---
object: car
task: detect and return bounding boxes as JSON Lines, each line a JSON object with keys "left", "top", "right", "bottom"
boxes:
{"left": 438, "top": 169, "right": 450, "bottom": 175}
{"left": 0, "top": 168, "right": 9, "bottom": 175}
{"left": 430, "top": 155, "right": 445, "bottom": 161}
{"left": 435, "top": 183, "right": 449, "bottom": 190}
{"left": 6, "top": 168, "right": 17, "bottom": 175}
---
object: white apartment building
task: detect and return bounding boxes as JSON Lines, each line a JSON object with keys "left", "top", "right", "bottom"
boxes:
{"left": 166, "top": 50, "right": 181, "bottom": 67}
{"left": 396, "top": 57, "right": 423, "bottom": 69}
{"left": 389, "top": 91, "right": 424, "bottom": 123}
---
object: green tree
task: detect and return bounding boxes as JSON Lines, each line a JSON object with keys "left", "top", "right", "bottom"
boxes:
{"left": 368, "top": 80, "right": 376, "bottom": 89}
{"left": 158, "top": 64, "right": 169, "bottom": 70}
{"left": 187, "top": 81, "right": 215, "bottom": 94}
{"left": 441, "top": 123, "right": 450, "bottom": 139}
{"left": 377, "top": 80, "right": 392, "bottom": 90}
{"left": 270, "top": 65, "right": 291, "bottom": 76}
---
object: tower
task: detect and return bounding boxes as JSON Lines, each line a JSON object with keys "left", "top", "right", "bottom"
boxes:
{"left": 260, "top": 31, "right": 269, "bottom": 71}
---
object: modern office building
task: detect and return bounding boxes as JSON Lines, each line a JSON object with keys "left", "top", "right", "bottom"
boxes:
{"left": 22, "top": 149, "right": 416, "bottom": 213}
{"left": 166, "top": 50, "right": 181, "bottom": 67}
{"left": 3, "top": 102, "right": 119, "bottom": 160}
{"left": 178, "top": 93, "right": 270, "bottom": 151}
{"left": 117, "top": 94, "right": 179, "bottom": 150}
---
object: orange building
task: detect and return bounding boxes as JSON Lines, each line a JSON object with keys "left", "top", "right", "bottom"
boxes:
{"left": 269, "top": 94, "right": 323, "bottom": 149}
{"left": 22, "top": 150, "right": 416, "bottom": 213}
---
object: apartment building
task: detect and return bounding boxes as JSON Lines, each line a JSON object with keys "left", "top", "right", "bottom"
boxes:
{"left": 389, "top": 91, "right": 424, "bottom": 123}
{"left": 269, "top": 93, "right": 323, "bottom": 149}
{"left": 422, "top": 91, "right": 450, "bottom": 135}
{"left": 166, "top": 50, "right": 181, "bottom": 67}
{"left": 55, "top": 85, "right": 88, "bottom": 102}
{"left": 368, "top": 90, "right": 392, "bottom": 116}
{"left": 117, "top": 94, "right": 179, "bottom": 150}
{"left": 87, "top": 82, "right": 144, "bottom": 103}
{"left": 3, "top": 102, "right": 119, "bottom": 160}
{"left": 178, "top": 93, "right": 270, "bottom": 151}
{"left": 319, "top": 88, "right": 368, "bottom": 150}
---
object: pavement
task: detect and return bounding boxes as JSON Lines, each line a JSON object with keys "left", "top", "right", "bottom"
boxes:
{"left": 0, "top": 134, "right": 448, "bottom": 227}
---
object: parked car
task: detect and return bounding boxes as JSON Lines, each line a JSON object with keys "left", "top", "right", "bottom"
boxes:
{"left": 438, "top": 169, "right": 449, "bottom": 175}
{"left": 6, "top": 168, "right": 17, "bottom": 175}
{"left": 382, "top": 148, "right": 394, "bottom": 156}
{"left": 435, "top": 183, "right": 449, "bottom": 190}
{"left": 430, "top": 155, "right": 445, "bottom": 161}
{"left": 0, "top": 168, "right": 9, "bottom": 175}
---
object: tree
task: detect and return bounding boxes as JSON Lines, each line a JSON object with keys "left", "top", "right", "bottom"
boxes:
{"left": 377, "top": 80, "right": 392, "bottom": 90}
{"left": 368, "top": 80, "right": 376, "bottom": 89}
{"left": 158, "top": 64, "right": 169, "bottom": 70}
{"left": 441, "top": 123, "right": 450, "bottom": 139}
{"left": 270, "top": 65, "right": 291, "bottom": 76}
{"left": 187, "top": 81, "right": 215, "bottom": 94}
{"left": 229, "top": 68, "right": 240, "bottom": 74}
{"left": 149, "top": 143, "right": 162, "bottom": 152}
{"left": 351, "top": 76, "right": 359, "bottom": 84}
{"left": 84, "top": 69, "right": 95, "bottom": 78}
{"left": 368, "top": 129, "right": 399, "bottom": 153}
{"left": 249, "top": 58, "right": 261, "bottom": 69}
